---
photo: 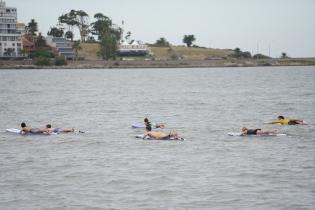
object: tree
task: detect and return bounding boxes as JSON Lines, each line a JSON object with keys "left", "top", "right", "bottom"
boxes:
{"left": 4, "top": 48, "right": 15, "bottom": 56}
{"left": 27, "top": 19, "right": 38, "bottom": 36}
{"left": 232, "top": 48, "right": 252, "bottom": 58}
{"left": 72, "top": 41, "right": 82, "bottom": 57}
{"left": 90, "top": 13, "right": 113, "bottom": 40}
{"left": 76, "top": 10, "right": 90, "bottom": 42}
{"left": 155, "top": 37, "right": 170, "bottom": 47}
{"left": 91, "top": 13, "right": 122, "bottom": 60}
{"left": 47, "top": 27, "right": 64, "bottom": 37}
{"left": 65, "top": 31, "right": 74, "bottom": 41}
{"left": 59, "top": 10, "right": 89, "bottom": 42}
{"left": 253, "top": 54, "right": 271, "bottom": 59}
{"left": 35, "top": 33, "right": 47, "bottom": 48}
{"left": 183, "top": 35, "right": 196, "bottom": 47}
{"left": 234, "top": 47, "right": 241, "bottom": 55}
{"left": 281, "top": 52, "right": 289, "bottom": 59}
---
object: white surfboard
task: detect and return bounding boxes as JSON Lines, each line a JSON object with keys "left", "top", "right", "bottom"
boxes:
{"left": 6, "top": 128, "right": 21, "bottom": 134}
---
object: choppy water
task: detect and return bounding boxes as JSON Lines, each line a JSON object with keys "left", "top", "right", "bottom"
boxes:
{"left": 0, "top": 66, "right": 314, "bottom": 210}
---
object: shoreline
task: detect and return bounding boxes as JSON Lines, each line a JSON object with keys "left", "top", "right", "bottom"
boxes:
{"left": 1, "top": 58, "right": 315, "bottom": 70}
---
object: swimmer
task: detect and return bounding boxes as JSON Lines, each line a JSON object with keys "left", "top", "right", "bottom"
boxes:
{"left": 44, "top": 124, "right": 75, "bottom": 134}
{"left": 20, "top": 122, "right": 46, "bottom": 135}
{"left": 270, "top": 116, "right": 306, "bottom": 125}
{"left": 143, "top": 130, "right": 181, "bottom": 140}
{"left": 242, "top": 127, "right": 276, "bottom": 136}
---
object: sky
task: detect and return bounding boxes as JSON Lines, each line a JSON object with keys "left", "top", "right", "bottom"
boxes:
{"left": 6, "top": 0, "right": 315, "bottom": 58}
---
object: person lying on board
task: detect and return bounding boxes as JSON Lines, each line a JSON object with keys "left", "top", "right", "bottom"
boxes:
{"left": 241, "top": 127, "right": 276, "bottom": 136}
{"left": 43, "top": 124, "right": 74, "bottom": 134}
{"left": 143, "top": 130, "right": 180, "bottom": 140}
{"left": 20, "top": 122, "right": 47, "bottom": 135}
{"left": 270, "top": 116, "right": 306, "bottom": 125}
{"left": 144, "top": 118, "right": 165, "bottom": 130}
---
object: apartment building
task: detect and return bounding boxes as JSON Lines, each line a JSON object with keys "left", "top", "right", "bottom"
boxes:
{"left": 0, "top": 0, "right": 23, "bottom": 57}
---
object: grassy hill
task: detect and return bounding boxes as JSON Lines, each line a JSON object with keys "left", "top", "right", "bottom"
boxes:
{"left": 78, "top": 43, "right": 234, "bottom": 60}
{"left": 150, "top": 46, "right": 233, "bottom": 60}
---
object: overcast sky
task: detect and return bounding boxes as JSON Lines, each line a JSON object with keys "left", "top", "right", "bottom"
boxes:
{"left": 6, "top": 0, "right": 315, "bottom": 57}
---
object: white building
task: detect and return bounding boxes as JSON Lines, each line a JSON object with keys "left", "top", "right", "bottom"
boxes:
{"left": 0, "top": 0, "right": 23, "bottom": 57}
{"left": 117, "top": 40, "right": 150, "bottom": 56}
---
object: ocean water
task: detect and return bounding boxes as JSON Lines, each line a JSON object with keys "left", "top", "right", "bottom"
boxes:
{"left": 0, "top": 66, "right": 314, "bottom": 210}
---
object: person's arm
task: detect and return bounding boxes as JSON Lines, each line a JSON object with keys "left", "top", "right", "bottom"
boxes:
{"left": 20, "top": 128, "right": 26, "bottom": 135}
{"left": 143, "top": 131, "right": 149, "bottom": 139}
{"left": 156, "top": 124, "right": 165, "bottom": 129}
{"left": 270, "top": 120, "right": 281, "bottom": 124}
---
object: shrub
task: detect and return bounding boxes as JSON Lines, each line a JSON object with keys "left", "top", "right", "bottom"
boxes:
{"left": 253, "top": 54, "right": 271, "bottom": 59}
{"left": 31, "top": 49, "right": 55, "bottom": 58}
{"left": 55, "top": 56, "right": 67, "bottom": 66}
{"left": 34, "top": 56, "right": 52, "bottom": 66}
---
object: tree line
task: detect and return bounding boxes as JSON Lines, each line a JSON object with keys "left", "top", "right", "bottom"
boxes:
{"left": 25, "top": 10, "right": 289, "bottom": 60}
{"left": 46, "top": 10, "right": 199, "bottom": 59}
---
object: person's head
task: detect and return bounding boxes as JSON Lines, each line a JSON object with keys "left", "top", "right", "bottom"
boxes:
{"left": 46, "top": 124, "right": 52, "bottom": 128}
{"left": 278, "top": 116, "right": 285, "bottom": 120}
{"left": 242, "top": 127, "right": 248, "bottom": 132}
{"left": 21, "top": 122, "right": 26, "bottom": 128}
{"left": 144, "top": 118, "right": 149, "bottom": 123}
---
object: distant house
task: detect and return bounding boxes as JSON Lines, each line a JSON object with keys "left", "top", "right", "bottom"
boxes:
{"left": 22, "top": 33, "right": 35, "bottom": 55}
{"left": 45, "top": 36, "right": 75, "bottom": 60}
{"left": 117, "top": 40, "right": 150, "bottom": 56}
{"left": 0, "top": 0, "right": 23, "bottom": 58}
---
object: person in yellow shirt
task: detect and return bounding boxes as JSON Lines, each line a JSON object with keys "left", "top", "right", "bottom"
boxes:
{"left": 271, "top": 116, "right": 305, "bottom": 125}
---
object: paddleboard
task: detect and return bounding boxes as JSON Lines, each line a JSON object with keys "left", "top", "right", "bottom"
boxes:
{"left": 6, "top": 128, "right": 21, "bottom": 134}
{"left": 132, "top": 124, "right": 146, "bottom": 128}
{"left": 228, "top": 132, "right": 286, "bottom": 137}
{"left": 135, "top": 134, "right": 184, "bottom": 141}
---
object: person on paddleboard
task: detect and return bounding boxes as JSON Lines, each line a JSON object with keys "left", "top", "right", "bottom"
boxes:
{"left": 242, "top": 127, "right": 277, "bottom": 136}
{"left": 43, "top": 124, "right": 75, "bottom": 134}
{"left": 143, "top": 130, "right": 181, "bottom": 140}
{"left": 20, "top": 122, "right": 47, "bottom": 135}
{"left": 270, "top": 116, "right": 306, "bottom": 125}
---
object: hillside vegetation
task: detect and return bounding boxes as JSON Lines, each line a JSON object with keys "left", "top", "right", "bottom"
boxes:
{"left": 78, "top": 43, "right": 234, "bottom": 60}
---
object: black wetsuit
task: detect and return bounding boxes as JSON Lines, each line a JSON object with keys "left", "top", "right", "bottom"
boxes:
{"left": 247, "top": 129, "right": 261, "bottom": 135}
{"left": 145, "top": 122, "right": 152, "bottom": 131}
